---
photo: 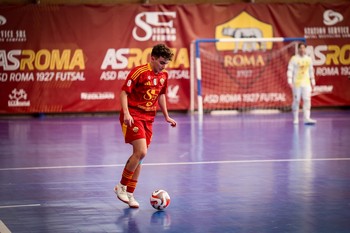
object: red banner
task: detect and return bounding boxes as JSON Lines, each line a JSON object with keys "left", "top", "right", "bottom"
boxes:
{"left": 0, "top": 3, "right": 349, "bottom": 114}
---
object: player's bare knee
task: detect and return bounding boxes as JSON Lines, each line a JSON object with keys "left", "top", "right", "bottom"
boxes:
{"left": 133, "top": 149, "right": 147, "bottom": 160}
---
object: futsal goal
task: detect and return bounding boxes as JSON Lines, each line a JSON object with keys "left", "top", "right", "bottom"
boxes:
{"left": 190, "top": 37, "right": 306, "bottom": 115}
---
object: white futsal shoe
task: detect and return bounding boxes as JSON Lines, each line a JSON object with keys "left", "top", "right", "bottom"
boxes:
{"left": 114, "top": 183, "right": 129, "bottom": 204}
{"left": 127, "top": 192, "right": 140, "bottom": 208}
{"left": 303, "top": 110, "right": 316, "bottom": 125}
{"left": 293, "top": 119, "right": 299, "bottom": 124}
{"left": 304, "top": 118, "right": 317, "bottom": 125}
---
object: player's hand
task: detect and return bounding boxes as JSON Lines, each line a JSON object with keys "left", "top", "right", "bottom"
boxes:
{"left": 124, "top": 114, "right": 134, "bottom": 127}
{"left": 170, "top": 121, "right": 177, "bottom": 127}
{"left": 166, "top": 117, "right": 177, "bottom": 127}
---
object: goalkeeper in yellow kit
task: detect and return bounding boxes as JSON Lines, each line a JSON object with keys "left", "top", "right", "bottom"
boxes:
{"left": 287, "top": 42, "right": 316, "bottom": 125}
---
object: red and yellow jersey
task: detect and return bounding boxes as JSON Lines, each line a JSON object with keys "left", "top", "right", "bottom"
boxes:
{"left": 121, "top": 63, "right": 168, "bottom": 120}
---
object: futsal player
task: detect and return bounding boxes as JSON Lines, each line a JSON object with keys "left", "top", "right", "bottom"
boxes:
{"left": 287, "top": 42, "right": 316, "bottom": 125}
{"left": 114, "top": 44, "right": 177, "bottom": 208}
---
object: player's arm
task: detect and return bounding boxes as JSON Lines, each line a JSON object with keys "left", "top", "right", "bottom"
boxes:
{"left": 309, "top": 58, "right": 316, "bottom": 87}
{"left": 287, "top": 57, "right": 295, "bottom": 87}
{"left": 158, "top": 94, "right": 177, "bottom": 127}
{"left": 120, "top": 90, "right": 134, "bottom": 127}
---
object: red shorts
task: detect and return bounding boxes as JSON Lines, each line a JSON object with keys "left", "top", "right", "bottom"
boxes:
{"left": 119, "top": 112, "right": 153, "bottom": 146}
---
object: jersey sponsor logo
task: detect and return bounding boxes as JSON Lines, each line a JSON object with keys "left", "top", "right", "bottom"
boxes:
{"left": 144, "top": 89, "right": 158, "bottom": 107}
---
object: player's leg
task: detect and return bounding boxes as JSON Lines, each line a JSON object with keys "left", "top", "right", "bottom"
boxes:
{"left": 126, "top": 153, "right": 144, "bottom": 195}
{"left": 126, "top": 121, "right": 153, "bottom": 208}
{"left": 124, "top": 139, "right": 148, "bottom": 208}
{"left": 126, "top": 167, "right": 141, "bottom": 208}
{"left": 292, "top": 86, "right": 302, "bottom": 124}
{"left": 115, "top": 138, "right": 147, "bottom": 207}
{"left": 115, "top": 116, "right": 147, "bottom": 205}
{"left": 302, "top": 86, "right": 316, "bottom": 124}
{"left": 125, "top": 139, "right": 148, "bottom": 172}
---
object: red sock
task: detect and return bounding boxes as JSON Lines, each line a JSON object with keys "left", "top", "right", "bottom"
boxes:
{"left": 120, "top": 168, "right": 134, "bottom": 186}
{"left": 127, "top": 179, "right": 138, "bottom": 193}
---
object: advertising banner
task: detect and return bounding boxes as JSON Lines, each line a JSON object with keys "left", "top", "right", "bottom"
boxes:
{"left": 0, "top": 3, "right": 349, "bottom": 114}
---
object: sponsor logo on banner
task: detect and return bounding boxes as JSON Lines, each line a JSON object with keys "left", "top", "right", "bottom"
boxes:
{"left": 132, "top": 12, "right": 176, "bottom": 42}
{"left": 0, "top": 18, "right": 86, "bottom": 83}
{"left": 0, "top": 15, "right": 27, "bottom": 42}
{"left": 80, "top": 92, "right": 115, "bottom": 100}
{"left": 304, "top": 9, "right": 350, "bottom": 79}
{"left": 312, "top": 85, "right": 334, "bottom": 96}
{"left": 167, "top": 85, "right": 179, "bottom": 103}
{"left": 323, "top": 10, "right": 343, "bottom": 26}
{"left": 8, "top": 88, "right": 30, "bottom": 107}
{"left": 304, "top": 10, "right": 349, "bottom": 39}
{"left": 100, "top": 11, "right": 187, "bottom": 83}
{"left": 0, "top": 15, "right": 6, "bottom": 25}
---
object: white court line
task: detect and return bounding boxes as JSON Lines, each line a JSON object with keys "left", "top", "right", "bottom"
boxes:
{"left": 0, "top": 220, "right": 12, "bottom": 233}
{"left": 0, "top": 204, "right": 41, "bottom": 209}
{"left": 0, "top": 158, "right": 349, "bottom": 171}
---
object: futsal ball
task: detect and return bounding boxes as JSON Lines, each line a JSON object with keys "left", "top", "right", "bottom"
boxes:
{"left": 150, "top": 189, "right": 170, "bottom": 210}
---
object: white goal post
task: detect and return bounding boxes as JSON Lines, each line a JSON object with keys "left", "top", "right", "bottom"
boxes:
{"left": 190, "top": 37, "right": 306, "bottom": 115}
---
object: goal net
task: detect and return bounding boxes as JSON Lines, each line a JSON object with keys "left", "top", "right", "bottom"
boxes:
{"left": 190, "top": 38, "right": 306, "bottom": 115}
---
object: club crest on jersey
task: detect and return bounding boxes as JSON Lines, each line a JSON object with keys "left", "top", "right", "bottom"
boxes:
{"left": 153, "top": 79, "right": 157, "bottom": 85}
{"left": 133, "top": 127, "right": 139, "bottom": 133}
{"left": 160, "top": 78, "right": 165, "bottom": 85}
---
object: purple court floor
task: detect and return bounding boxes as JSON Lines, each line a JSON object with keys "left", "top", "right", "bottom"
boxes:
{"left": 0, "top": 110, "right": 350, "bottom": 233}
